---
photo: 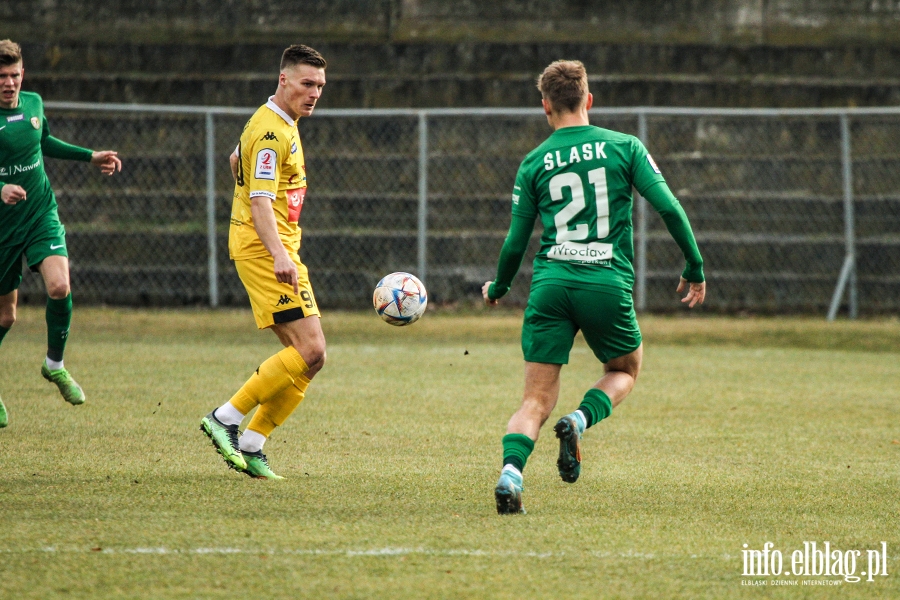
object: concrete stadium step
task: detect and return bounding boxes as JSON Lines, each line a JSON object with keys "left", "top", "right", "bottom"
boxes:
{"left": 28, "top": 71, "right": 900, "bottom": 108}
{"left": 10, "top": 0, "right": 900, "bottom": 49}
{"left": 19, "top": 41, "right": 900, "bottom": 79}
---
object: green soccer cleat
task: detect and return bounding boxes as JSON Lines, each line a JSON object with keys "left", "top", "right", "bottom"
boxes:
{"left": 241, "top": 450, "right": 284, "bottom": 480}
{"left": 41, "top": 363, "right": 86, "bottom": 405}
{"left": 0, "top": 393, "right": 7, "bottom": 428}
{"left": 200, "top": 412, "right": 247, "bottom": 472}
{"left": 554, "top": 412, "right": 586, "bottom": 483}
{"left": 494, "top": 467, "right": 526, "bottom": 515}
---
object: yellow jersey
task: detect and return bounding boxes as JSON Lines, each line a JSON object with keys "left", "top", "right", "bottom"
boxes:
{"left": 229, "top": 97, "right": 307, "bottom": 260}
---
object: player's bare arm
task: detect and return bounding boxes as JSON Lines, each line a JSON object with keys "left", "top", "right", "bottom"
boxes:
{"left": 90, "top": 151, "right": 122, "bottom": 175}
{"left": 229, "top": 150, "right": 239, "bottom": 181}
{"left": 250, "top": 196, "right": 299, "bottom": 295}
{"left": 1, "top": 183, "right": 27, "bottom": 205}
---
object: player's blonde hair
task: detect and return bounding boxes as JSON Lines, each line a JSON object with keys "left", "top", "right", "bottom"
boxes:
{"left": 537, "top": 60, "right": 588, "bottom": 114}
{"left": 280, "top": 44, "right": 326, "bottom": 71}
{"left": 0, "top": 39, "right": 22, "bottom": 67}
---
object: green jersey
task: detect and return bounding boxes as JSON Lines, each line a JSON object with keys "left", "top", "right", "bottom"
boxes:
{"left": 0, "top": 91, "right": 93, "bottom": 248}
{"left": 505, "top": 124, "right": 703, "bottom": 295}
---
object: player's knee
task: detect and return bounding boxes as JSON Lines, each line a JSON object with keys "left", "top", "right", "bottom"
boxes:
{"left": 45, "top": 281, "right": 70, "bottom": 300}
{"left": 0, "top": 307, "right": 15, "bottom": 329}
{"left": 298, "top": 343, "right": 326, "bottom": 377}
{"left": 521, "top": 396, "right": 554, "bottom": 423}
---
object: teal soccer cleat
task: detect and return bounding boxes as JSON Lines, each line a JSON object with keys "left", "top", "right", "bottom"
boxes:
{"left": 0, "top": 393, "right": 7, "bottom": 428}
{"left": 494, "top": 467, "right": 526, "bottom": 515}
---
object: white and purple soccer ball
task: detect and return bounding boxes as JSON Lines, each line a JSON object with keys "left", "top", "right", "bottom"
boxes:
{"left": 373, "top": 272, "right": 428, "bottom": 326}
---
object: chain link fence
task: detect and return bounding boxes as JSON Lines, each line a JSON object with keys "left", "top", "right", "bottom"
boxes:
{"left": 16, "top": 104, "right": 900, "bottom": 316}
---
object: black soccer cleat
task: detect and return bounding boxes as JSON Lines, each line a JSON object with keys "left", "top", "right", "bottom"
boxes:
{"left": 554, "top": 414, "right": 583, "bottom": 483}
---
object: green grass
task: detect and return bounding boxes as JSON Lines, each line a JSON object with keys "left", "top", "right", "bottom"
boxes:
{"left": 1, "top": 308, "right": 898, "bottom": 599}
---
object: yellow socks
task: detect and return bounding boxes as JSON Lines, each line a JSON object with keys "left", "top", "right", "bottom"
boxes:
{"left": 246, "top": 374, "right": 311, "bottom": 437}
{"left": 226, "top": 346, "right": 310, "bottom": 417}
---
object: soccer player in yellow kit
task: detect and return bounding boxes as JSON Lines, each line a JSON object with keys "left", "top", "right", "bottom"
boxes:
{"left": 200, "top": 45, "right": 326, "bottom": 479}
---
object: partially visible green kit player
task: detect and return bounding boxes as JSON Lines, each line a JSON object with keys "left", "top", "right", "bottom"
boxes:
{"left": 483, "top": 60, "right": 706, "bottom": 514}
{"left": 0, "top": 40, "right": 121, "bottom": 427}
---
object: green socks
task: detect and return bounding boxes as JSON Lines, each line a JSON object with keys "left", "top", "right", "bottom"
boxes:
{"left": 578, "top": 388, "right": 613, "bottom": 429}
{"left": 45, "top": 294, "right": 72, "bottom": 362}
{"left": 502, "top": 433, "right": 535, "bottom": 473}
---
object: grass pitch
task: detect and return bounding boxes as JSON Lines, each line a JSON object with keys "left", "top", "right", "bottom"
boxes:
{"left": 0, "top": 308, "right": 898, "bottom": 599}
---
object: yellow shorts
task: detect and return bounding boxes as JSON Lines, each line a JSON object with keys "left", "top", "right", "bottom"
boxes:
{"left": 234, "top": 253, "right": 320, "bottom": 329}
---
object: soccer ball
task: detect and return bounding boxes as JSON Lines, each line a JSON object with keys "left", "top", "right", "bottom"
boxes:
{"left": 373, "top": 272, "right": 428, "bottom": 326}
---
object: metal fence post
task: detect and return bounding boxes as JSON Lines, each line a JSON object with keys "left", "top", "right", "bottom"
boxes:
{"left": 827, "top": 114, "right": 856, "bottom": 320}
{"left": 417, "top": 111, "right": 428, "bottom": 282}
{"left": 635, "top": 111, "right": 648, "bottom": 311}
{"left": 206, "top": 112, "right": 219, "bottom": 307}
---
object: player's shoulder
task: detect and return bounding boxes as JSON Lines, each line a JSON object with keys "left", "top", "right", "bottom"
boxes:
{"left": 595, "top": 127, "right": 640, "bottom": 144}
{"left": 19, "top": 90, "right": 44, "bottom": 107}
{"left": 246, "top": 106, "right": 293, "bottom": 145}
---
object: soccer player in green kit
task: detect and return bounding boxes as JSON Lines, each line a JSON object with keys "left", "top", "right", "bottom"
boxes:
{"left": 483, "top": 60, "right": 706, "bottom": 514}
{"left": 0, "top": 40, "right": 121, "bottom": 427}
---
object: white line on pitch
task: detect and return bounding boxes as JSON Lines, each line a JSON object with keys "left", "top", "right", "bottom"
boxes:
{"left": 0, "top": 547, "right": 748, "bottom": 560}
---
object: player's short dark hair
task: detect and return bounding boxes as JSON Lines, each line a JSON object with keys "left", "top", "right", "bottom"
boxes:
{"left": 280, "top": 45, "right": 327, "bottom": 71}
{"left": 537, "top": 60, "right": 588, "bottom": 113}
{"left": 0, "top": 39, "right": 23, "bottom": 67}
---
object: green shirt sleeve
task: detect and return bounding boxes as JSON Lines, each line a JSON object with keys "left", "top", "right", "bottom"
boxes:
{"left": 490, "top": 161, "right": 539, "bottom": 300}
{"left": 488, "top": 212, "right": 535, "bottom": 300}
{"left": 40, "top": 116, "right": 93, "bottom": 162}
{"left": 642, "top": 180, "right": 705, "bottom": 283}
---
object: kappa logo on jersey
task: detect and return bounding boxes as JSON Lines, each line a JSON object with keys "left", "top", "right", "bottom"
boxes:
{"left": 275, "top": 294, "right": 294, "bottom": 307}
{"left": 262, "top": 131, "right": 278, "bottom": 141}
{"left": 647, "top": 154, "right": 662, "bottom": 174}
{"left": 255, "top": 149, "right": 277, "bottom": 180}
{"left": 6, "top": 114, "right": 23, "bottom": 122}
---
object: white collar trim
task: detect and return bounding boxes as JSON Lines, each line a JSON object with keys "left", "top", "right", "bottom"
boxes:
{"left": 266, "top": 96, "right": 295, "bottom": 126}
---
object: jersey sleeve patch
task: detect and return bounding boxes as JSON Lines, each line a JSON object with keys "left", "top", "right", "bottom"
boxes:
{"left": 255, "top": 148, "right": 277, "bottom": 180}
{"left": 249, "top": 190, "right": 276, "bottom": 200}
{"left": 647, "top": 154, "right": 661, "bottom": 174}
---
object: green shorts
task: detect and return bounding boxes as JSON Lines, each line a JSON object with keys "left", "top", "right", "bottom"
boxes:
{"left": 521, "top": 282, "right": 642, "bottom": 365}
{"left": 0, "top": 210, "right": 67, "bottom": 296}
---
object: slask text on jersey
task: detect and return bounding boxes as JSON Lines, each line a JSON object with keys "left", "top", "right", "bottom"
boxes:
{"left": 544, "top": 142, "right": 607, "bottom": 171}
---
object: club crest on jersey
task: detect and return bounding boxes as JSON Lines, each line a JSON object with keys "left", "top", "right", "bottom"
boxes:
{"left": 647, "top": 154, "right": 661, "bottom": 174}
{"left": 31, "top": 117, "right": 40, "bottom": 129}
{"left": 291, "top": 142, "right": 297, "bottom": 154}
{"left": 255, "top": 148, "right": 277, "bottom": 180}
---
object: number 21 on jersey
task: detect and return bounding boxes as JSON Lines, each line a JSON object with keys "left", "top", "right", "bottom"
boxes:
{"left": 549, "top": 167, "right": 609, "bottom": 242}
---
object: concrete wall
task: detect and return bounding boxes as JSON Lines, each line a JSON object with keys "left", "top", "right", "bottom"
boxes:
{"left": 6, "top": 1, "right": 899, "bottom": 107}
